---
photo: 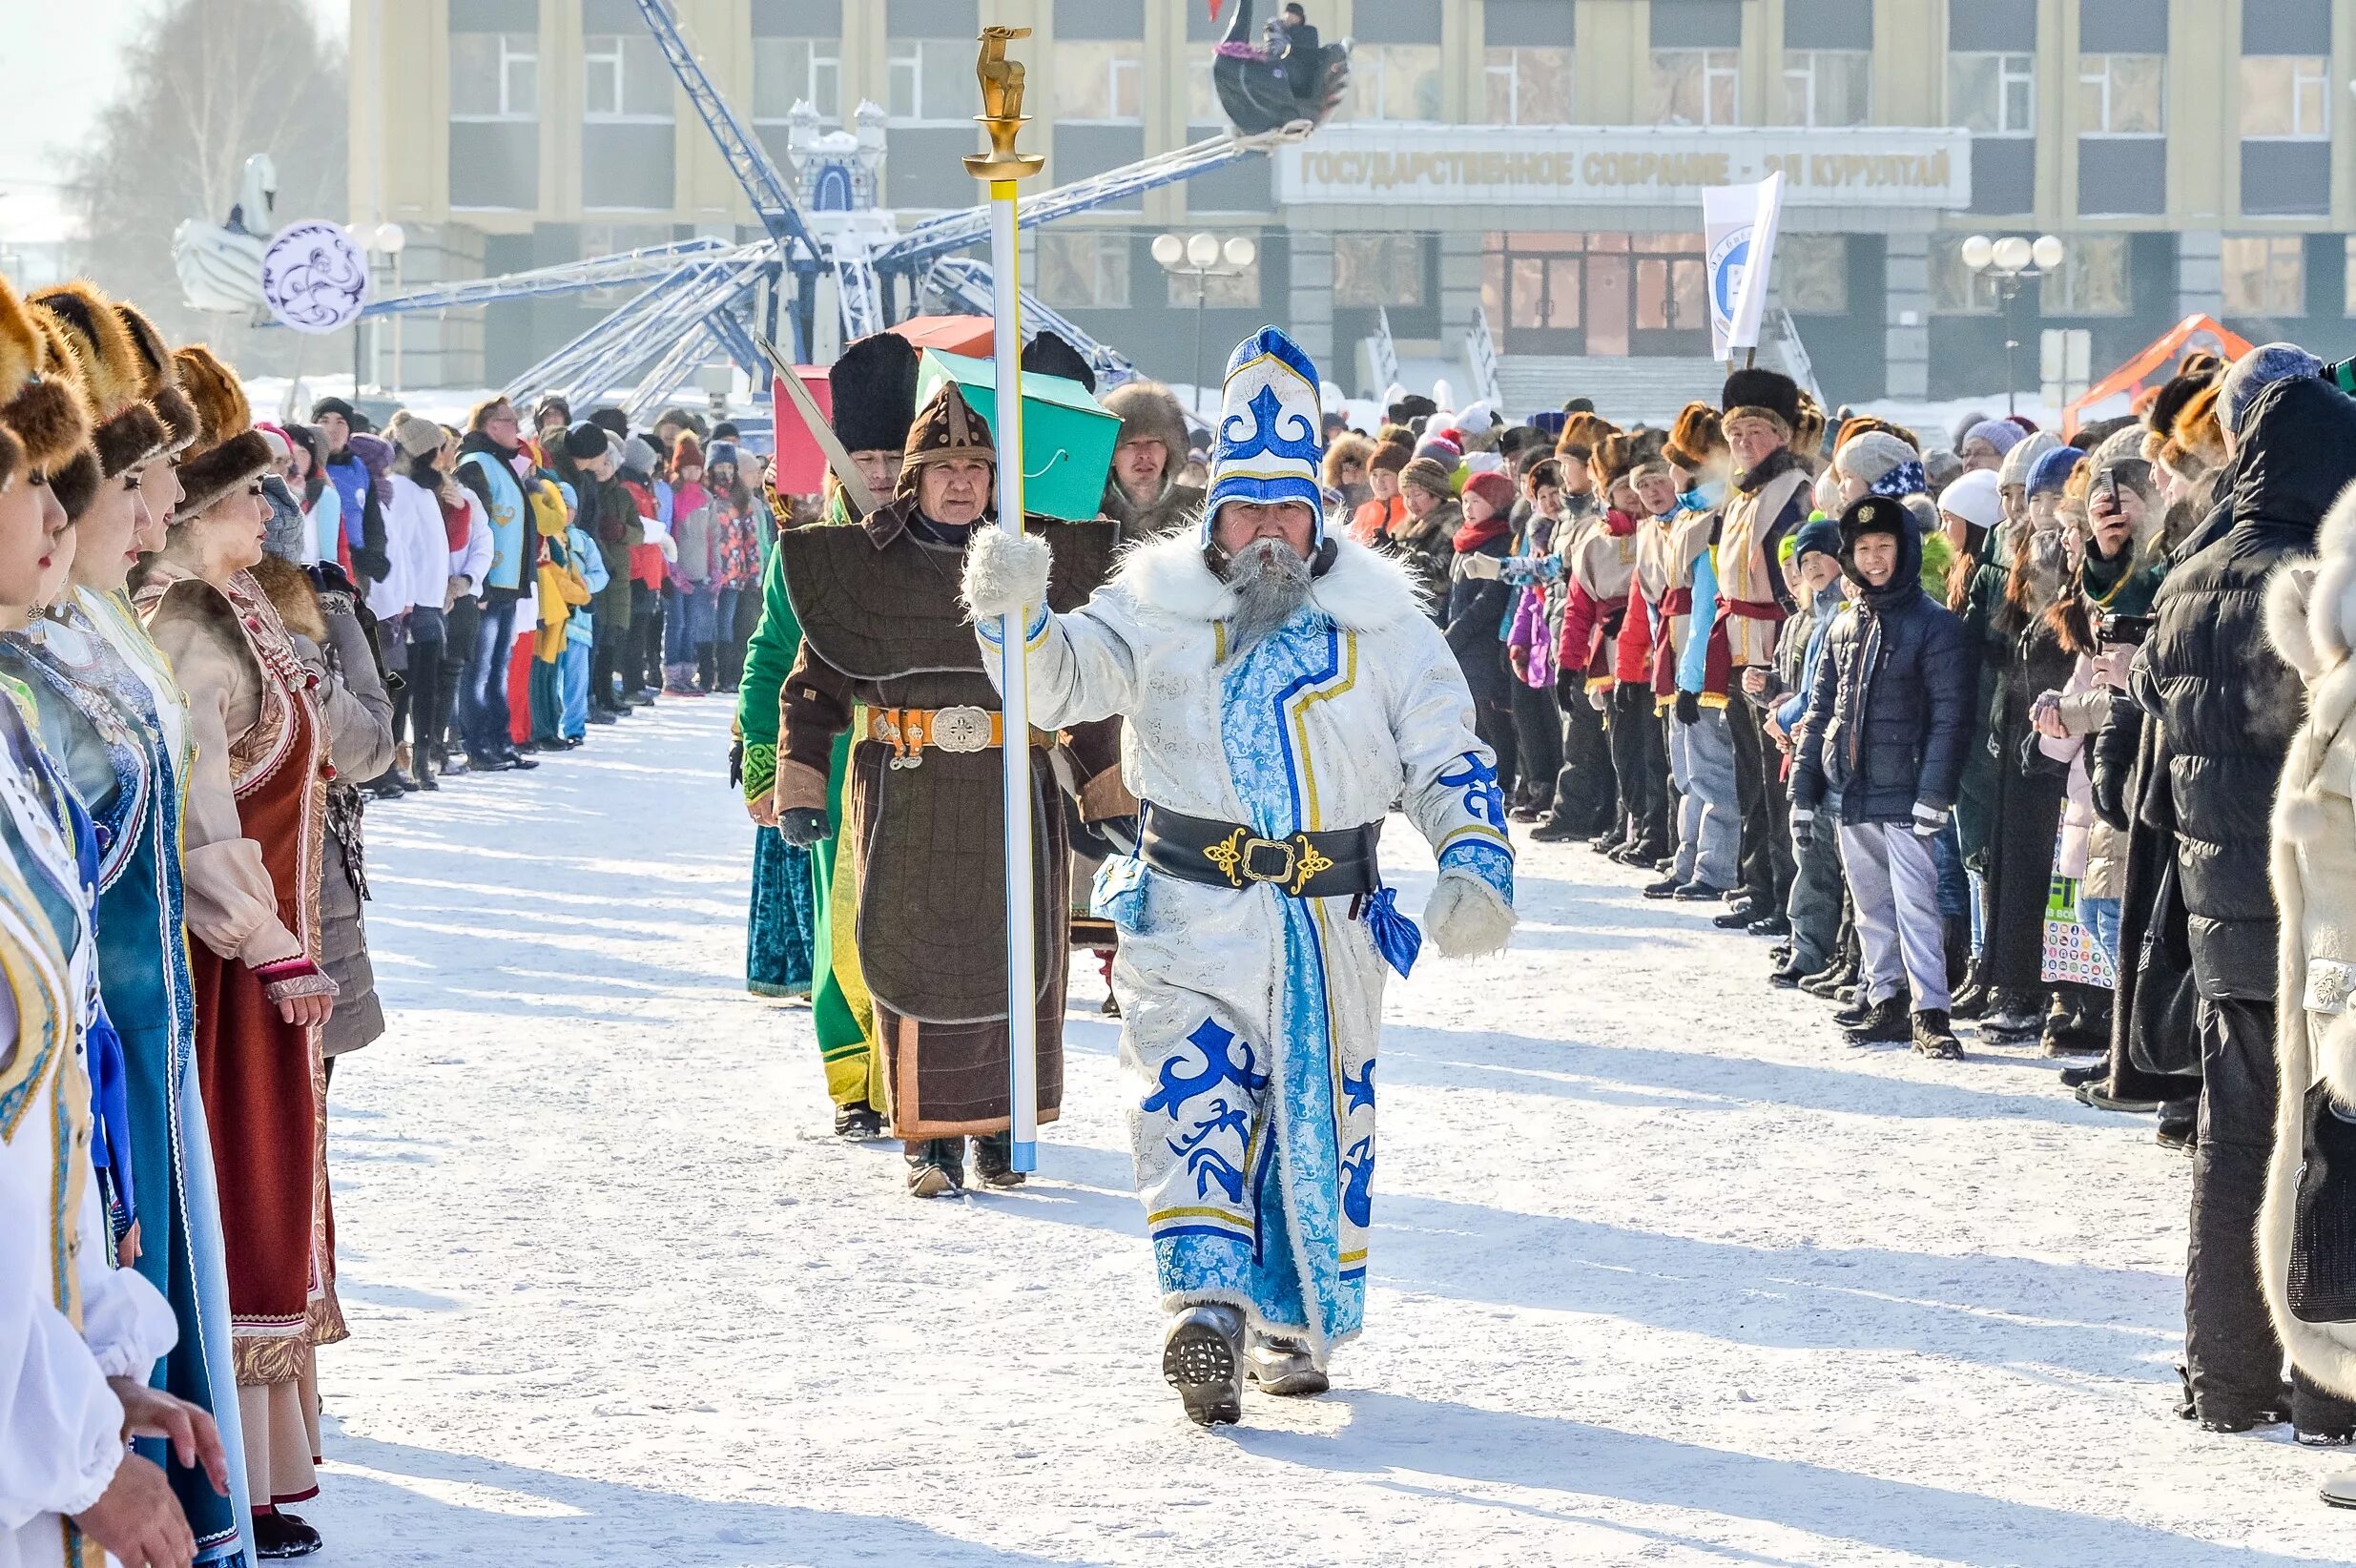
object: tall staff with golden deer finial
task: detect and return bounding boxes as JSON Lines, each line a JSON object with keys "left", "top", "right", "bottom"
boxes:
{"left": 965, "top": 27, "right": 1047, "bottom": 1173}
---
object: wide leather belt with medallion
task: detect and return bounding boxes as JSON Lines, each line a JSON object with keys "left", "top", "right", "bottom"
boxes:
{"left": 1139, "top": 803, "right": 1380, "bottom": 899}
{"left": 858, "top": 704, "right": 1053, "bottom": 770}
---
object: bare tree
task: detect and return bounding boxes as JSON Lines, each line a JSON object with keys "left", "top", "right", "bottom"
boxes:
{"left": 67, "top": 0, "right": 347, "bottom": 376}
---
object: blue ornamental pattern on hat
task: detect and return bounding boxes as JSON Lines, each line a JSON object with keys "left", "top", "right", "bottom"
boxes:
{"left": 1203, "top": 325, "right": 1327, "bottom": 545}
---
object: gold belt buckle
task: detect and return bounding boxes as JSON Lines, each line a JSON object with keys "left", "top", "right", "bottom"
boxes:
{"left": 1204, "top": 828, "right": 1335, "bottom": 896}
{"left": 931, "top": 705, "right": 994, "bottom": 754}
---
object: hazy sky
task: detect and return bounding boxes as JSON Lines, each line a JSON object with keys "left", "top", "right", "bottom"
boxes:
{"left": 0, "top": 0, "right": 345, "bottom": 242}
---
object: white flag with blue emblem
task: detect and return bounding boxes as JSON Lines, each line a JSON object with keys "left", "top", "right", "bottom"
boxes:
{"left": 1703, "top": 171, "right": 1785, "bottom": 361}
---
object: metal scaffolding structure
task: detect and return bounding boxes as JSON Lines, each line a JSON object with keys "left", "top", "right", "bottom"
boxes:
{"left": 355, "top": 0, "right": 1342, "bottom": 416}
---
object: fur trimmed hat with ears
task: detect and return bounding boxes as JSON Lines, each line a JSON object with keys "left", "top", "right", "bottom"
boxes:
{"left": 0, "top": 277, "right": 93, "bottom": 500}
{"left": 2172, "top": 382, "right": 2227, "bottom": 473}
{"left": 1558, "top": 409, "right": 1620, "bottom": 458}
{"left": 170, "top": 343, "right": 273, "bottom": 519}
{"left": 113, "top": 300, "right": 198, "bottom": 456}
{"left": 31, "top": 281, "right": 167, "bottom": 482}
{"left": 1663, "top": 402, "right": 1726, "bottom": 470}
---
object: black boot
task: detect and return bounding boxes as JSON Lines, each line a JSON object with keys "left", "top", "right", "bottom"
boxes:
{"left": 254, "top": 1509, "right": 323, "bottom": 1558}
{"left": 833, "top": 1101, "right": 884, "bottom": 1139}
{"left": 1980, "top": 987, "right": 2045, "bottom": 1042}
{"left": 970, "top": 1129, "right": 1024, "bottom": 1188}
{"left": 1949, "top": 958, "right": 1989, "bottom": 1020}
{"left": 904, "top": 1138, "right": 965, "bottom": 1197}
{"left": 696, "top": 641, "right": 717, "bottom": 692}
{"left": 1843, "top": 994, "right": 1912, "bottom": 1044}
{"left": 1911, "top": 1009, "right": 1964, "bottom": 1059}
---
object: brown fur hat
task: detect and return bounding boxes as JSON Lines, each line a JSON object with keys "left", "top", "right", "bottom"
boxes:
{"left": 115, "top": 302, "right": 198, "bottom": 455}
{"left": 1662, "top": 402, "right": 1726, "bottom": 470}
{"left": 1832, "top": 414, "right": 1919, "bottom": 455}
{"left": 1102, "top": 380, "right": 1192, "bottom": 470}
{"left": 1557, "top": 410, "right": 1620, "bottom": 458}
{"left": 1369, "top": 439, "right": 1412, "bottom": 476}
{"left": 0, "top": 278, "right": 93, "bottom": 498}
{"left": 2171, "top": 382, "right": 2227, "bottom": 472}
{"left": 171, "top": 344, "right": 272, "bottom": 519}
{"left": 1792, "top": 392, "right": 1829, "bottom": 456}
{"left": 31, "top": 282, "right": 167, "bottom": 480}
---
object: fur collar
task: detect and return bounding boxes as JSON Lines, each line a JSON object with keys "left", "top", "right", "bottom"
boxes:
{"left": 1113, "top": 530, "right": 1429, "bottom": 630}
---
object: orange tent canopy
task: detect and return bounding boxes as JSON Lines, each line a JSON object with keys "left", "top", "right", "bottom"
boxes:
{"left": 889, "top": 315, "right": 998, "bottom": 358}
{"left": 2060, "top": 314, "right": 2253, "bottom": 441}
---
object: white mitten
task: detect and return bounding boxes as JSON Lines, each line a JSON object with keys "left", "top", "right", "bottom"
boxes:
{"left": 961, "top": 526, "right": 1053, "bottom": 623}
{"left": 1423, "top": 869, "right": 1516, "bottom": 959}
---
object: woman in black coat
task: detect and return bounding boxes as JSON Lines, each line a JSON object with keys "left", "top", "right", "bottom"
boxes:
{"left": 1445, "top": 470, "right": 1519, "bottom": 789}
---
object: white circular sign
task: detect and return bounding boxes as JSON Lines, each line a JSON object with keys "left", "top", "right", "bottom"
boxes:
{"left": 259, "top": 220, "right": 371, "bottom": 334}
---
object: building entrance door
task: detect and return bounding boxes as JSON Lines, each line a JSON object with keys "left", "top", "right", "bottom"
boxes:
{"left": 1485, "top": 232, "right": 1712, "bottom": 359}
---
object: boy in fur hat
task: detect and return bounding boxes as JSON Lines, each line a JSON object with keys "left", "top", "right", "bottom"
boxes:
{"left": 961, "top": 326, "right": 1512, "bottom": 1425}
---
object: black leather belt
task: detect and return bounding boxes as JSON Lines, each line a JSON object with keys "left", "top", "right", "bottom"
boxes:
{"left": 1140, "top": 804, "right": 1380, "bottom": 898}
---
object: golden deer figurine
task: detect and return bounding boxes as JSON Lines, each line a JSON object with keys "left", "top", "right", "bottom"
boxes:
{"left": 965, "top": 26, "right": 1045, "bottom": 179}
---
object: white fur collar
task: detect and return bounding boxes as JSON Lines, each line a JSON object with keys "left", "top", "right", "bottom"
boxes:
{"left": 1112, "top": 530, "right": 1429, "bottom": 630}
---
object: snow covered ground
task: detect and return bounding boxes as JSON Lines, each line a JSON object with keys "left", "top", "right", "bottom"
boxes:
{"left": 305, "top": 697, "right": 2356, "bottom": 1567}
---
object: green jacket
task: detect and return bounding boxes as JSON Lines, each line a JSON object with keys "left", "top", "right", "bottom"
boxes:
{"left": 734, "top": 529, "right": 802, "bottom": 805}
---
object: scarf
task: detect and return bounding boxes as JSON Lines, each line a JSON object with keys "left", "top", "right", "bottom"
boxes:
{"left": 1454, "top": 511, "right": 1512, "bottom": 554}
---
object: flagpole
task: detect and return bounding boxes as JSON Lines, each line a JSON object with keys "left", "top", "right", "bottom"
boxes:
{"left": 967, "top": 29, "right": 1047, "bottom": 1173}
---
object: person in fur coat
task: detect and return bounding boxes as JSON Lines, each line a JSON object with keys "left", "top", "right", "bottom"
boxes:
{"left": 961, "top": 328, "right": 1514, "bottom": 1428}
{"left": 2263, "top": 486, "right": 2356, "bottom": 1493}
{"left": 1099, "top": 381, "right": 1205, "bottom": 543}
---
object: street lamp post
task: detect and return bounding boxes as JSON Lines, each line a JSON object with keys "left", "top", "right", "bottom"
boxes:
{"left": 1153, "top": 231, "right": 1259, "bottom": 419}
{"left": 1961, "top": 233, "right": 2065, "bottom": 417}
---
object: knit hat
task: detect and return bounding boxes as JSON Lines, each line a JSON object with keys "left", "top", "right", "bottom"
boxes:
{"left": 170, "top": 344, "right": 273, "bottom": 518}
{"left": 1835, "top": 429, "right": 1924, "bottom": 498}
{"left": 706, "top": 439, "right": 740, "bottom": 474}
{"left": 1960, "top": 418, "right": 2025, "bottom": 459}
{"left": 1723, "top": 366, "right": 1802, "bottom": 432}
{"left": 387, "top": 408, "right": 447, "bottom": 462}
{"left": 0, "top": 277, "right": 89, "bottom": 500}
{"left": 1399, "top": 455, "right": 1455, "bottom": 501}
{"left": 31, "top": 281, "right": 167, "bottom": 481}
{"left": 563, "top": 422, "right": 609, "bottom": 462}
{"left": 898, "top": 381, "right": 995, "bottom": 503}
{"left": 1924, "top": 448, "right": 1964, "bottom": 494}
{"left": 1998, "top": 429, "right": 2060, "bottom": 490}
{"left": 310, "top": 394, "right": 356, "bottom": 424}
{"left": 1790, "top": 516, "right": 1842, "bottom": 562}
{"left": 672, "top": 430, "right": 705, "bottom": 471}
{"left": 111, "top": 302, "right": 196, "bottom": 457}
{"left": 2027, "top": 444, "right": 2084, "bottom": 499}
{"left": 1203, "top": 326, "right": 1326, "bottom": 544}
{"left": 1937, "top": 467, "right": 2003, "bottom": 532}
{"left": 1369, "top": 441, "right": 1411, "bottom": 476}
{"left": 1461, "top": 468, "right": 1515, "bottom": 516}
{"left": 1415, "top": 433, "right": 1462, "bottom": 466}
{"left": 2222, "top": 341, "right": 2325, "bottom": 436}
{"left": 622, "top": 434, "right": 660, "bottom": 478}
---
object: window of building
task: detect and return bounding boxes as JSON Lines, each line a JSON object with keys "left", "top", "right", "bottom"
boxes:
{"left": 2343, "top": 236, "right": 2356, "bottom": 317}
{"left": 2223, "top": 235, "right": 2306, "bottom": 315}
{"left": 1484, "top": 48, "right": 1575, "bottom": 124}
{"left": 2041, "top": 236, "right": 2133, "bottom": 315}
{"left": 1649, "top": 50, "right": 1740, "bottom": 127}
{"left": 1950, "top": 52, "right": 2035, "bottom": 134}
{"left": 1188, "top": 58, "right": 1219, "bottom": 124}
{"left": 2241, "top": 55, "right": 2329, "bottom": 138}
{"left": 1930, "top": 241, "right": 1998, "bottom": 314}
{"left": 1037, "top": 232, "right": 1130, "bottom": 309}
{"left": 1778, "top": 234, "right": 1850, "bottom": 313}
{"left": 2077, "top": 54, "right": 2165, "bottom": 134}
{"left": 752, "top": 37, "right": 841, "bottom": 121}
{"left": 1780, "top": 50, "right": 1870, "bottom": 127}
{"left": 451, "top": 31, "right": 538, "bottom": 120}
{"left": 1334, "top": 235, "right": 1425, "bottom": 307}
{"left": 1052, "top": 40, "right": 1144, "bottom": 122}
{"left": 584, "top": 32, "right": 674, "bottom": 120}
{"left": 1347, "top": 44, "right": 1444, "bottom": 122}
{"left": 1168, "top": 253, "right": 1261, "bottom": 309}
{"left": 888, "top": 38, "right": 978, "bottom": 123}
{"left": 1634, "top": 251, "right": 1708, "bottom": 333}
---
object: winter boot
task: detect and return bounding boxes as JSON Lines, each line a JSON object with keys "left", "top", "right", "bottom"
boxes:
{"left": 1978, "top": 987, "right": 2045, "bottom": 1042}
{"left": 1643, "top": 873, "right": 1684, "bottom": 898}
{"left": 1832, "top": 991, "right": 1880, "bottom": 1030}
{"left": 1949, "top": 958, "right": 1990, "bottom": 1021}
{"left": 904, "top": 1138, "right": 965, "bottom": 1198}
{"left": 1842, "top": 995, "right": 1912, "bottom": 1045}
{"left": 1528, "top": 815, "right": 1584, "bottom": 843}
{"left": 833, "top": 1102, "right": 885, "bottom": 1140}
{"left": 662, "top": 662, "right": 698, "bottom": 697}
{"left": 971, "top": 1130, "right": 1025, "bottom": 1189}
{"left": 1674, "top": 881, "right": 1734, "bottom": 901}
{"left": 1162, "top": 1304, "right": 1246, "bottom": 1426}
{"left": 695, "top": 641, "right": 717, "bottom": 692}
{"left": 1245, "top": 1330, "right": 1330, "bottom": 1396}
{"left": 1911, "top": 1009, "right": 1964, "bottom": 1059}
{"left": 1798, "top": 962, "right": 1847, "bottom": 999}
{"left": 252, "top": 1508, "right": 322, "bottom": 1559}
{"left": 1746, "top": 912, "right": 1792, "bottom": 938}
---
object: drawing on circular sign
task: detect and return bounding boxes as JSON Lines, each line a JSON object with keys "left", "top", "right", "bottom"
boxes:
{"left": 1708, "top": 228, "right": 1751, "bottom": 330}
{"left": 259, "top": 221, "right": 371, "bottom": 335}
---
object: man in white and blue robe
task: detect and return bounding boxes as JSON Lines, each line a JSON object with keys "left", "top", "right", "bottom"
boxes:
{"left": 962, "top": 327, "right": 1515, "bottom": 1424}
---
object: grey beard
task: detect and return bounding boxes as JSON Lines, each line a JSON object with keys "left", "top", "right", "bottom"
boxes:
{"left": 1219, "top": 537, "right": 1313, "bottom": 654}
